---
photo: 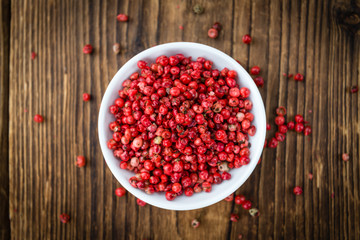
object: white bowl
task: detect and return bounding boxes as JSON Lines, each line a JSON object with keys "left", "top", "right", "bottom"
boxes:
{"left": 98, "top": 42, "right": 266, "bottom": 210}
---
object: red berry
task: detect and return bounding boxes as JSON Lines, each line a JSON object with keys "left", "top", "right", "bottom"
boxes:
{"left": 117, "top": 14, "right": 128, "bottom": 22}
{"left": 230, "top": 213, "right": 240, "bottom": 222}
{"left": 294, "top": 73, "right": 304, "bottom": 81}
{"left": 33, "top": 114, "right": 44, "bottom": 123}
{"left": 268, "top": 137, "right": 278, "bottom": 148}
{"left": 304, "top": 126, "right": 312, "bottom": 136}
{"left": 234, "top": 195, "right": 246, "bottom": 205}
{"left": 165, "top": 191, "right": 177, "bottom": 201}
{"left": 172, "top": 183, "right": 182, "bottom": 193}
{"left": 287, "top": 121, "right": 295, "bottom": 130}
{"left": 275, "top": 132, "right": 285, "bottom": 142}
{"left": 212, "top": 22, "right": 222, "bottom": 31}
{"left": 83, "top": 44, "right": 93, "bottom": 54}
{"left": 59, "top": 213, "right": 70, "bottom": 223}
{"left": 350, "top": 85, "right": 359, "bottom": 93}
{"left": 191, "top": 219, "right": 200, "bottom": 228}
{"left": 136, "top": 198, "right": 146, "bottom": 206}
{"left": 254, "top": 76, "right": 264, "bottom": 87}
{"left": 208, "top": 28, "right": 219, "bottom": 39}
{"left": 242, "top": 34, "right": 252, "bottom": 44}
{"left": 294, "top": 123, "right": 304, "bottom": 133}
{"left": 31, "top": 51, "right": 37, "bottom": 60}
{"left": 250, "top": 66, "right": 260, "bottom": 75}
{"left": 274, "top": 116, "right": 285, "bottom": 126}
{"left": 266, "top": 123, "right": 271, "bottom": 130}
{"left": 276, "top": 106, "right": 287, "bottom": 116}
{"left": 342, "top": 153, "right": 349, "bottom": 161}
{"left": 83, "top": 93, "right": 91, "bottom": 101}
{"left": 76, "top": 155, "right": 86, "bottom": 167}
{"left": 294, "top": 114, "right": 304, "bottom": 123}
{"left": 293, "top": 186, "right": 303, "bottom": 195}
{"left": 115, "top": 187, "right": 126, "bottom": 197}
{"left": 242, "top": 200, "right": 252, "bottom": 210}
{"left": 224, "top": 193, "right": 234, "bottom": 202}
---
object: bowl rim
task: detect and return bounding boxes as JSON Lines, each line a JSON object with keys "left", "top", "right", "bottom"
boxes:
{"left": 98, "top": 42, "right": 266, "bottom": 210}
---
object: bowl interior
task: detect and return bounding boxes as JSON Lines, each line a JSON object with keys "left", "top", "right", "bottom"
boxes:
{"left": 98, "top": 42, "right": 266, "bottom": 210}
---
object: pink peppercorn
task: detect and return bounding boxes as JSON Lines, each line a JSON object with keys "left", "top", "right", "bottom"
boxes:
{"left": 293, "top": 186, "right": 303, "bottom": 195}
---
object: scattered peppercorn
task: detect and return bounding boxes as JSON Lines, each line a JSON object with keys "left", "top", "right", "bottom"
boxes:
{"left": 230, "top": 213, "right": 240, "bottom": 222}
{"left": 212, "top": 22, "right": 222, "bottom": 32}
{"left": 75, "top": 156, "right": 86, "bottom": 167}
{"left": 342, "top": 153, "right": 349, "bottom": 161}
{"left": 249, "top": 208, "right": 260, "bottom": 217}
{"left": 293, "top": 186, "right": 303, "bottom": 195}
{"left": 294, "top": 73, "right": 304, "bottom": 81}
{"left": 242, "top": 34, "right": 252, "bottom": 44}
{"left": 242, "top": 200, "right": 252, "bottom": 210}
{"left": 254, "top": 76, "right": 264, "bottom": 87}
{"left": 250, "top": 66, "right": 260, "bottom": 75}
{"left": 113, "top": 43, "right": 121, "bottom": 54}
{"left": 83, "top": 93, "right": 91, "bottom": 101}
{"left": 59, "top": 213, "right": 70, "bottom": 223}
{"left": 224, "top": 193, "right": 234, "bottom": 202}
{"left": 31, "top": 52, "right": 37, "bottom": 60}
{"left": 350, "top": 85, "right": 359, "bottom": 93}
{"left": 33, "top": 114, "right": 44, "bottom": 123}
{"left": 136, "top": 198, "right": 146, "bottom": 206}
{"left": 191, "top": 218, "right": 200, "bottom": 228}
{"left": 208, "top": 28, "right": 219, "bottom": 39}
{"left": 193, "top": 4, "right": 204, "bottom": 14}
{"left": 83, "top": 44, "right": 93, "bottom": 54}
{"left": 115, "top": 187, "right": 126, "bottom": 197}
{"left": 117, "top": 14, "right": 128, "bottom": 22}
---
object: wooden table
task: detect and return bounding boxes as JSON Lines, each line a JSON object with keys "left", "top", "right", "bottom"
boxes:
{"left": 1, "top": 0, "right": 359, "bottom": 239}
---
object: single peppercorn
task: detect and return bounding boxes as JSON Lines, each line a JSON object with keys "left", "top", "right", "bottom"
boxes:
{"left": 294, "top": 73, "right": 304, "bottom": 81}
{"left": 254, "top": 76, "right": 264, "bottom": 87}
{"left": 83, "top": 44, "right": 93, "bottom": 54}
{"left": 276, "top": 106, "right": 287, "bottom": 116}
{"left": 250, "top": 66, "right": 260, "bottom": 75}
{"left": 249, "top": 208, "right": 260, "bottom": 217}
{"left": 212, "top": 22, "right": 222, "bottom": 32}
{"left": 342, "top": 153, "right": 349, "bottom": 161}
{"left": 31, "top": 51, "right": 37, "bottom": 60}
{"left": 136, "top": 198, "right": 146, "bottom": 206}
{"left": 350, "top": 85, "right": 359, "bottom": 93}
{"left": 208, "top": 28, "right": 219, "bottom": 39}
{"left": 234, "top": 195, "right": 246, "bottom": 205}
{"left": 83, "top": 93, "right": 91, "bottom": 101}
{"left": 193, "top": 4, "right": 204, "bottom": 14}
{"left": 242, "top": 200, "right": 252, "bottom": 210}
{"left": 115, "top": 187, "right": 126, "bottom": 197}
{"left": 293, "top": 186, "right": 303, "bottom": 195}
{"left": 113, "top": 43, "right": 121, "bottom": 54}
{"left": 287, "top": 121, "right": 295, "bottom": 130}
{"left": 59, "top": 213, "right": 70, "bottom": 223}
{"left": 34, "top": 114, "right": 44, "bottom": 123}
{"left": 117, "top": 14, "right": 128, "bottom": 22}
{"left": 224, "top": 193, "right": 234, "bottom": 201}
{"left": 242, "top": 34, "right": 252, "bottom": 44}
{"left": 191, "top": 218, "right": 200, "bottom": 228}
{"left": 230, "top": 213, "right": 240, "bottom": 222}
{"left": 304, "top": 126, "right": 312, "bottom": 136}
{"left": 76, "top": 155, "right": 86, "bottom": 167}
{"left": 294, "top": 123, "right": 304, "bottom": 133}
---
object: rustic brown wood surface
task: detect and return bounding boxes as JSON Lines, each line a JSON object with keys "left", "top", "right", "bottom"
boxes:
{"left": 1, "top": 0, "right": 359, "bottom": 239}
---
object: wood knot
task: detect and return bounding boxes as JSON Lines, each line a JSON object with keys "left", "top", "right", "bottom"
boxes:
{"left": 334, "top": 3, "right": 360, "bottom": 35}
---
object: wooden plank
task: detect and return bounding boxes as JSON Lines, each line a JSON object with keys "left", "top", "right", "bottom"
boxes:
{"left": 7, "top": 0, "right": 360, "bottom": 239}
{"left": 0, "top": 0, "right": 10, "bottom": 239}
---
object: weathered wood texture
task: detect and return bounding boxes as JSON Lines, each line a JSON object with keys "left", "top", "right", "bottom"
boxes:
{"left": 5, "top": 0, "right": 360, "bottom": 239}
{"left": 0, "top": 0, "right": 10, "bottom": 239}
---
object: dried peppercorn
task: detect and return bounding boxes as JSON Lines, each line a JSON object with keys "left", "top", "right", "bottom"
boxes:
{"left": 193, "top": 4, "right": 204, "bottom": 14}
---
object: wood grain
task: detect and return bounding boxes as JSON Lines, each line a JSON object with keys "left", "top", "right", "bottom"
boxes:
{"left": 4, "top": 0, "right": 360, "bottom": 239}
{"left": 0, "top": 0, "right": 10, "bottom": 239}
